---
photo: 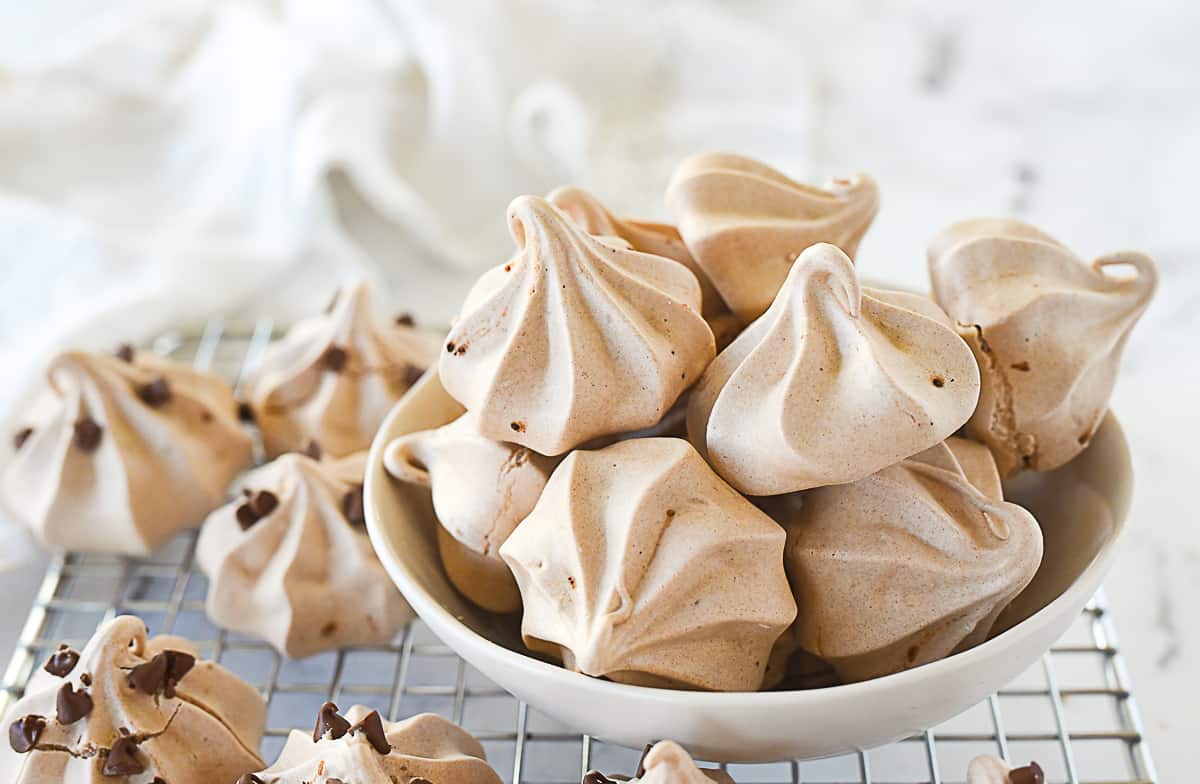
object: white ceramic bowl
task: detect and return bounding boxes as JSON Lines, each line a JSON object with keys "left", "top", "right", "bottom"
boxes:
{"left": 364, "top": 370, "right": 1134, "bottom": 762}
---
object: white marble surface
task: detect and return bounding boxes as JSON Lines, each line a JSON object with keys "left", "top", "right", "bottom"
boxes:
{"left": 1, "top": 1, "right": 1197, "bottom": 780}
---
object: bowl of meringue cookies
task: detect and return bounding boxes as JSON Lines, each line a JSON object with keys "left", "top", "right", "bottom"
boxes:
{"left": 365, "top": 151, "right": 1156, "bottom": 762}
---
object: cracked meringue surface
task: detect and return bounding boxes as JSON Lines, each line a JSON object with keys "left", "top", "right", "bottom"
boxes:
{"left": 688, "top": 243, "right": 981, "bottom": 495}
{"left": 929, "top": 218, "right": 1157, "bottom": 476}
{"left": 196, "top": 451, "right": 411, "bottom": 658}
{"left": 0, "top": 615, "right": 264, "bottom": 784}
{"left": 666, "top": 152, "right": 879, "bottom": 322}
{"left": 242, "top": 282, "right": 441, "bottom": 458}
{"left": 439, "top": 195, "right": 715, "bottom": 456}
{"left": 2, "top": 348, "right": 253, "bottom": 555}
{"left": 499, "top": 437, "right": 796, "bottom": 692}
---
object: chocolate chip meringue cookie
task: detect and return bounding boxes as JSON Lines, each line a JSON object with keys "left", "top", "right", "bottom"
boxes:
{"left": 584, "top": 740, "right": 734, "bottom": 784}
{"left": 250, "top": 702, "right": 500, "bottom": 784}
{"left": 242, "top": 282, "right": 440, "bottom": 458}
{"left": 928, "top": 218, "right": 1157, "bottom": 475}
{"left": 667, "top": 152, "right": 879, "bottom": 322}
{"left": 0, "top": 615, "right": 264, "bottom": 784}
{"left": 3, "top": 348, "right": 253, "bottom": 555}
{"left": 384, "top": 412, "right": 555, "bottom": 613}
{"left": 197, "top": 451, "right": 411, "bottom": 658}
{"left": 499, "top": 437, "right": 796, "bottom": 691}
{"left": 967, "top": 755, "right": 1045, "bottom": 784}
{"left": 688, "top": 243, "right": 981, "bottom": 495}
{"left": 439, "top": 195, "right": 715, "bottom": 456}
{"left": 774, "top": 442, "right": 1042, "bottom": 682}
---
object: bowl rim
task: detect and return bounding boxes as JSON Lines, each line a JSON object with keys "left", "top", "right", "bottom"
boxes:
{"left": 365, "top": 395, "right": 1129, "bottom": 706}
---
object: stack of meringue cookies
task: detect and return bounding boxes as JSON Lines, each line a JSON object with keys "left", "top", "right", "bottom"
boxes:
{"left": 0, "top": 151, "right": 1156, "bottom": 783}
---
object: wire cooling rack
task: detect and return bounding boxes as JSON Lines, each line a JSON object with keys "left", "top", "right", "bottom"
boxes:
{"left": 0, "top": 321, "right": 1159, "bottom": 784}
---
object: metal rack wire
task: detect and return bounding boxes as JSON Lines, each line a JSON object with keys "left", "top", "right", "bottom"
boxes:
{"left": 0, "top": 322, "right": 1159, "bottom": 784}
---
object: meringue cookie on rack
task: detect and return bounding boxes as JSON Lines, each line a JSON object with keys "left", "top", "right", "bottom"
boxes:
{"left": 666, "top": 152, "right": 879, "bottom": 322}
{"left": 967, "top": 755, "right": 1046, "bottom": 784}
{"left": 242, "top": 282, "right": 441, "bottom": 458}
{"left": 500, "top": 437, "right": 796, "bottom": 692}
{"left": 0, "top": 615, "right": 265, "bottom": 784}
{"left": 440, "top": 195, "right": 715, "bottom": 456}
{"left": 928, "top": 218, "right": 1157, "bottom": 476}
{"left": 774, "top": 441, "right": 1042, "bottom": 683}
{"left": 384, "top": 412, "right": 555, "bottom": 613}
{"left": 254, "top": 702, "right": 501, "bottom": 784}
{"left": 688, "top": 243, "right": 981, "bottom": 495}
{"left": 584, "top": 740, "right": 734, "bottom": 784}
{"left": 3, "top": 347, "right": 252, "bottom": 555}
{"left": 197, "top": 451, "right": 411, "bottom": 658}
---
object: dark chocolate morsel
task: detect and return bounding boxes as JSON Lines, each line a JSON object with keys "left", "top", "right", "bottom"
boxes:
{"left": 72, "top": 418, "right": 103, "bottom": 452}
{"left": 1009, "top": 761, "right": 1045, "bottom": 784}
{"left": 137, "top": 377, "right": 172, "bottom": 408}
{"left": 13, "top": 427, "right": 33, "bottom": 450}
{"left": 56, "top": 683, "right": 93, "bottom": 724}
{"left": 395, "top": 313, "right": 415, "bottom": 327}
{"left": 342, "top": 485, "right": 365, "bottom": 528}
{"left": 236, "top": 490, "right": 279, "bottom": 530}
{"left": 583, "top": 772, "right": 618, "bottom": 784}
{"left": 301, "top": 439, "right": 323, "bottom": 460}
{"left": 322, "top": 346, "right": 349, "bottom": 373}
{"left": 349, "top": 709, "right": 390, "bottom": 754}
{"left": 313, "top": 701, "right": 351, "bottom": 742}
{"left": 102, "top": 735, "right": 145, "bottom": 775}
{"left": 237, "top": 401, "right": 256, "bottom": 423}
{"left": 43, "top": 646, "right": 80, "bottom": 678}
{"left": 8, "top": 715, "right": 45, "bottom": 753}
{"left": 126, "top": 650, "right": 195, "bottom": 698}
{"left": 115, "top": 344, "right": 135, "bottom": 363}
{"left": 236, "top": 775, "right": 266, "bottom": 784}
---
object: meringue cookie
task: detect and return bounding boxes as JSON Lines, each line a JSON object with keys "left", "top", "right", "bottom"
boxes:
{"left": 928, "top": 218, "right": 1157, "bottom": 475}
{"left": 384, "top": 413, "right": 555, "bottom": 613}
{"left": 548, "top": 184, "right": 723, "bottom": 316}
{"left": 776, "top": 442, "right": 1042, "bottom": 682}
{"left": 945, "top": 435, "right": 1004, "bottom": 502}
{"left": 440, "top": 195, "right": 715, "bottom": 455}
{"left": 3, "top": 348, "right": 253, "bottom": 555}
{"left": 688, "top": 243, "right": 981, "bottom": 495}
{"left": 0, "top": 615, "right": 265, "bottom": 784}
{"left": 197, "top": 451, "right": 411, "bottom": 658}
{"left": 585, "top": 740, "right": 734, "bottom": 784}
{"left": 967, "top": 755, "right": 1045, "bottom": 784}
{"left": 499, "top": 437, "right": 796, "bottom": 691}
{"left": 255, "top": 702, "right": 501, "bottom": 784}
{"left": 243, "top": 282, "right": 441, "bottom": 458}
{"left": 667, "top": 152, "right": 879, "bottom": 322}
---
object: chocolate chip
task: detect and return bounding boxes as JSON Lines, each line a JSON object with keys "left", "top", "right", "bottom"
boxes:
{"left": 102, "top": 735, "right": 145, "bottom": 775}
{"left": 583, "top": 772, "right": 618, "bottom": 784}
{"left": 72, "top": 418, "right": 102, "bottom": 451}
{"left": 445, "top": 341, "right": 456, "bottom": 353}
{"left": 313, "top": 701, "right": 351, "bottom": 742}
{"left": 301, "top": 439, "right": 323, "bottom": 460}
{"left": 322, "top": 346, "right": 349, "bottom": 373}
{"left": 342, "top": 485, "right": 365, "bottom": 528}
{"left": 236, "top": 776, "right": 265, "bottom": 784}
{"left": 137, "top": 377, "right": 172, "bottom": 408}
{"left": 12, "top": 427, "right": 33, "bottom": 450}
{"left": 43, "top": 645, "right": 80, "bottom": 677}
{"left": 349, "top": 709, "right": 390, "bottom": 754}
{"left": 8, "top": 715, "right": 45, "bottom": 753}
{"left": 126, "top": 650, "right": 195, "bottom": 698}
{"left": 236, "top": 401, "right": 256, "bottom": 423}
{"left": 115, "top": 344, "right": 135, "bottom": 363}
{"left": 395, "top": 313, "right": 415, "bottom": 327}
{"left": 1009, "top": 761, "right": 1045, "bottom": 784}
{"left": 56, "top": 683, "right": 93, "bottom": 724}
{"left": 634, "top": 742, "right": 655, "bottom": 778}
{"left": 510, "top": 421, "right": 526, "bottom": 433}
{"left": 80, "top": 672, "right": 92, "bottom": 687}
{"left": 236, "top": 490, "right": 280, "bottom": 530}
{"left": 931, "top": 375, "right": 945, "bottom": 388}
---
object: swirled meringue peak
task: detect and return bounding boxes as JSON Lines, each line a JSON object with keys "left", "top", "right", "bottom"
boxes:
{"left": 439, "top": 195, "right": 715, "bottom": 456}
{"left": 3, "top": 348, "right": 252, "bottom": 555}
{"left": 384, "top": 412, "right": 556, "bottom": 613}
{"left": 242, "top": 282, "right": 441, "bottom": 458}
{"left": 585, "top": 740, "right": 735, "bottom": 784}
{"left": 548, "top": 184, "right": 723, "bottom": 317}
{"left": 929, "top": 218, "right": 1157, "bottom": 476}
{"left": 967, "top": 755, "right": 1046, "bottom": 784}
{"left": 775, "top": 442, "right": 1042, "bottom": 682}
{"left": 196, "top": 451, "right": 411, "bottom": 658}
{"left": 499, "top": 437, "right": 796, "bottom": 691}
{"left": 666, "top": 152, "right": 879, "bottom": 322}
{"left": 0, "top": 615, "right": 265, "bottom": 784}
{"left": 688, "top": 243, "right": 981, "bottom": 495}
{"left": 255, "top": 702, "right": 501, "bottom": 784}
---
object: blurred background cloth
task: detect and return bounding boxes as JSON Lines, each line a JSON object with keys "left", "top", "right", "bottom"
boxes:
{"left": 0, "top": 0, "right": 1197, "bottom": 775}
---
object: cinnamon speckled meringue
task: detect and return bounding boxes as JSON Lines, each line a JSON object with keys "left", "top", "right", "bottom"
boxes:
{"left": 688, "top": 243, "right": 981, "bottom": 495}
{"left": 548, "top": 184, "right": 723, "bottom": 317}
{"left": 585, "top": 740, "right": 734, "bottom": 784}
{"left": 0, "top": 615, "right": 265, "bottom": 784}
{"left": 242, "top": 282, "right": 441, "bottom": 458}
{"left": 775, "top": 441, "right": 1042, "bottom": 682}
{"left": 499, "top": 437, "right": 796, "bottom": 691}
{"left": 967, "top": 755, "right": 1046, "bottom": 784}
{"left": 667, "top": 152, "right": 879, "bottom": 322}
{"left": 197, "top": 451, "right": 411, "bottom": 658}
{"left": 929, "top": 218, "right": 1157, "bottom": 476}
{"left": 254, "top": 703, "right": 501, "bottom": 784}
{"left": 3, "top": 348, "right": 252, "bottom": 554}
{"left": 440, "top": 195, "right": 715, "bottom": 456}
{"left": 384, "top": 413, "right": 555, "bottom": 613}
